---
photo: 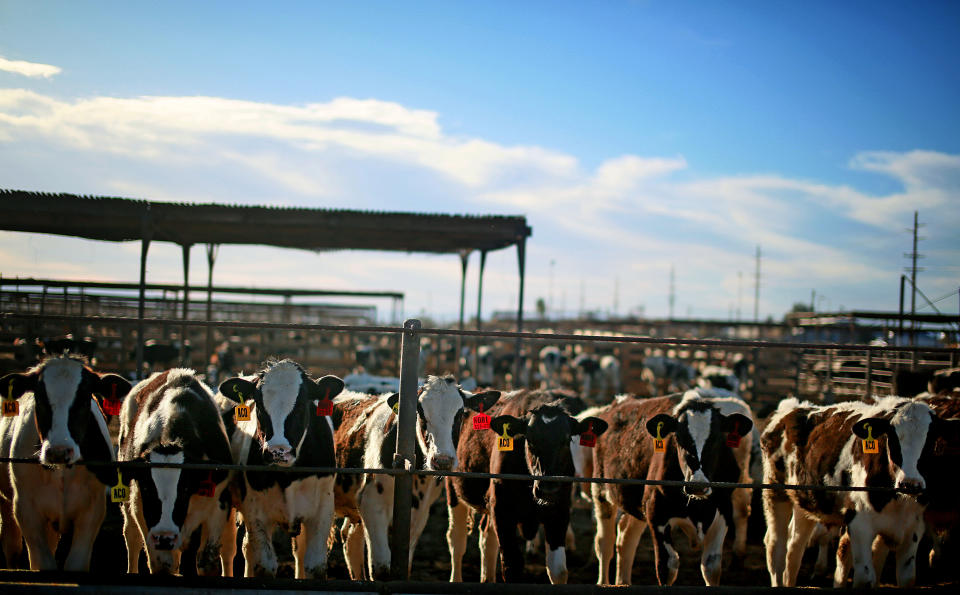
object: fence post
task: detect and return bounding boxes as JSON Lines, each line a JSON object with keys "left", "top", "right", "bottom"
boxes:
{"left": 865, "top": 348, "right": 873, "bottom": 399}
{"left": 390, "top": 318, "right": 422, "bottom": 580}
{"left": 823, "top": 349, "right": 835, "bottom": 404}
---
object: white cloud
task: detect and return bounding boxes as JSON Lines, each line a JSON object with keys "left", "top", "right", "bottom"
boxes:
{"left": 0, "top": 56, "right": 61, "bottom": 79}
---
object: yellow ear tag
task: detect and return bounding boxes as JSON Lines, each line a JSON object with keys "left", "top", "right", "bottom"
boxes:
{"left": 2, "top": 383, "right": 18, "bottom": 417}
{"left": 653, "top": 421, "right": 666, "bottom": 453}
{"left": 111, "top": 472, "right": 128, "bottom": 503}
{"left": 234, "top": 404, "right": 250, "bottom": 422}
{"left": 392, "top": 401, "right": 400, "bottom": 414}
{"left": 497, "top": 424, "right": 514, "bottom": 452}
{"left": 862, "top": 423, "right": 879, "bottom": 454}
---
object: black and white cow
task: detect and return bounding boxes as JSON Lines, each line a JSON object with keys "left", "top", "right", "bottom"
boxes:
{"left": 218, "top": 359, "right": 344, "bottom": 579}
{"left": 589, "top": 392, "right": 753, "bottom": 585}
{"left": 539, "top": 346, "right": 567, "bottom": 389}
{"left": 333, "top": 375, "right": 500, "bottom": 580}
{"left": 0, "top": 355, "right": 131, "bottom": 570}
{"left": 448, "top": 389, "right": 608, "bottom": 583}
{"left": 117, "top": 368, "right": 234, "bottom": 575}
{"left": 761, "top": 396, "right": 959, "bottom": 588}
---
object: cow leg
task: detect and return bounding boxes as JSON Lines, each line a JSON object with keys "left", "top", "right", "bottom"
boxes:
{"left": 219, "top": 508, "right": 237, "bottom": 578}
{"left": 446, "top": 500, "right": 468, "bottom": 582}
{"left": 479, "top": 513, "right": 499, "bottom": 583}
{"left": 783, "top": 506, "right": 817, "bottom": 587}
{"left": 242, "top": 519, "right": 277, "bottom": 577}
{"left": 342, "top": 518, "right": 366, "bottom": 581}
{"left": 542, "top": 508, "right": 569, "bottom": 584}
{"left": 294, "top": 477, "right": 335, "bottom": 579}
{"left": 592, "top": 493, "right": 616, "bottom": 584}
{"left": 834, "top": 530, "right": 852, "bottom": 587}
{"left": 731, "top": 486, "right": 751, "bottom": 564}
{"left": 406, "top": 478, "right": 438, "bottom": 574}
{"left": 648, "top": 520, "right": 679, "bottom": 586}
{"left": 614, "top": 513, "right": 645, "bottom": 585}
{"left": 359, "top": 475, "right": 393, "bottom": 581}
{"left": 762, "top": 491, "right": 792, "bottom": 586}
{"left": 700, "top": 510, "right": 728, "bottom": 586}
{"left": 0, "top": 496, "right": 23, "bottom": 568}
{"left": 844, "top": 512, "right": 878, "bottom": 589}
{"left": 63, "top": 495, "right": 105, "bottom": 572}
{"left": 121, "top": 504, "right": 143, "bottom": 573}
{"left": 15, "top": 503, "right": 56, "bottom": 571}
{"left": 870, "top": 534, "right": 890, "bottom": 583}
{"left": 893, "top": 518, "right": 925, "bottom": 588}
{"left": 492, "top": 488, "right": 525, "bottom": 582}
{"left": 196, "top": 512, "right": 228, "bottom": 577}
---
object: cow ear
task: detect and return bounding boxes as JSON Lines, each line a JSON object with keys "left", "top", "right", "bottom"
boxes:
{"left": 646, "top": 413, "right": 677, "bottom": 438}
{"left": 721, "top": 413, "right": 753, "bottom": 436}
{"left": 577, "top": 416, "right": 609, "bottom": 436}
{"left": 852, "top": 417, "right": 890, "bottom": 439}
{"left": 96, "top": 373, "right": 132, "bottom": 401}
{"left": 385, "top": 392, "right": 400, "bottom": 412}
{"left": 463, "top": 390, "right": 500, "bottom": 412}
{"left": 491, "top": 415, "right": 525, "bottom": 437}
{"left": 0, "top": 372, "right": 37, "bottom": 400}
{"left": 313, "top": 375, "right": 345, "bottom": 400}
{"left": 219, "top": 378, "right": 257, "bottom": 403}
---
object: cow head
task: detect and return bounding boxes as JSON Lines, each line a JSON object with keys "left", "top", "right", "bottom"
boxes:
{"left": 853, "top": 400, "right": 960, "bottom": 496}
{"left": 219, "top": 360, "right": 344, "bottom": 467}
{"left": 646, "top": 398, "right": 752, "bottom": 499}
{"left": 387, "top": 375, "right": 500, "bottom": 471}
{"left": 492, "top": 404, "right": 608, "bottom": 505}
{"left": 0, "top": 356, "right": 131, "bottom": 466}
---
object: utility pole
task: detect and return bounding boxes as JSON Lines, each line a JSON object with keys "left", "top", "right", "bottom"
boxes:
{"left": 737, "top": 271, "right": 743, "bottom": 322}
{"left": 811, "top": 289, "right": 816, "bottom": 312}
{"left": 669, "top": 265, "right": 676, "bottom": 320}
{"left": 904, "top": 211, "right": 925, "bottom": 346}
{"left": 754, "top": 245, "right": 761, "bottom": 323}
{"left": 613, "top": 276, "right": 619, "bottom": 318}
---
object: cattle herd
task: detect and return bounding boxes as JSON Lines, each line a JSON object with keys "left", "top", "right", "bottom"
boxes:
{"left": 0, "top": 350, "right": 957, "bottom": 589}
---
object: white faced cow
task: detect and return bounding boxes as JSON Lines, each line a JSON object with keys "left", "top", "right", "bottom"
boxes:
{"left": 333, "top": 375, "right": 500, "bottom": 580}
{"left": 0, "top": 355, "right": 131, "bottom": 570}
{"left": 761, "top": 396, "right": 959, "bottom": 588}
{"left": 117, "top": 368, "right": 234, "bottom": 575}
{"left": 218, "top": 359, "right": 344, "bottom": 579}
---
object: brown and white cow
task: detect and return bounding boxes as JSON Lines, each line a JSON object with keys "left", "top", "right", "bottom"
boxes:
{"left": 447, "top": 388, "right": 607, "bottom": 583}
{"left": 589, "top": 392, "right": 753, "bottom": 586}
{"left": 117, "top": 368, "right": 234, "bottom": 575}
{"left": 0, "top": 355, "right": 131, "bottom": 570}
{"left": 217, "top": 359, "right": 344, "bottom": 579}
{"left": 761, "top": 396, "right": 959, "bottom": 588}
{"left": 333, "top": 375, "right": 500, "bottom": 580}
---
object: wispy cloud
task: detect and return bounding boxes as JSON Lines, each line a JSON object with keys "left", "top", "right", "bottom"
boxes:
{"left": 0, "top": 56, "right": 61, "bottom": 79}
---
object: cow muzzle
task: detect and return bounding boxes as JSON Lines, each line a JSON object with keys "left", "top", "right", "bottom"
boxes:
{"left": 428, "top": 453, "right": 455, "bottom": 471}
{"left": 683, "top": 472, "right": 712, "bottom": 499}
{"left": 264, "top": 446, "right": 294, "bottom": 466}
{"left": 896, "top": 477, "right": 925, "bottom": 496}
{"left": 150, "top": 531, "right": 180, "bottom": 551}
{"left": 533, "top": 480, "right": 561, "bottom": 505}
{"left": 41, "top": 444, "right": 77, "bottom": 466}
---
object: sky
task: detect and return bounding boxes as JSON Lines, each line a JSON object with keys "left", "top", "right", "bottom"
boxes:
{"left": 1, "top": 1, "right": 958, "bottom": 325}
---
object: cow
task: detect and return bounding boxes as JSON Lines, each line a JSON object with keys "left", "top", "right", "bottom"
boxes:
{"left": 572, "top": 353, "right": 602, "bottom": 399}
{"left": 494, "top": 351, "right": 533, "bottom": 389}
{"left": 0, "top": 355, "right": 131, "bottom": 570}
{"left": 538, "top": 346, "right": 567, "bottom": 389}
{"left": 333, "top": 375, "right": 500, "bottom": 580}
{"left": 642, "top": 356, "right": 696, "bottom": 396}
{"left": 476, "top": 346, "right": 496, "bottom": 387}
{"left": 588, "top": 391, "right": 753, "bottom": 586}
{"left": 598, "top": 355, "right": 622, "bottom": 400}
{"left": 217, "top": 359, "right": 345, "bottom": 579}
{"left": 41, "top": 335, "right": 97, "bottom": 359}
{"left": 760, "top": 396, "right": 959, "bottom": 588}
{"left": 117, "top": 368, "right": 235, "bottom": 575}
{"left": 447, "top": 389, "right": 608, "bottom": 583}
{"left": 697, "top": 365, "right": 741, "bottom": 393}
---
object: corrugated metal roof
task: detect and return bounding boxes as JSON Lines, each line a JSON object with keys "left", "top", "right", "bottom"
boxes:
{"left": 0, "top": 190, "right": 531, "bottom": 254}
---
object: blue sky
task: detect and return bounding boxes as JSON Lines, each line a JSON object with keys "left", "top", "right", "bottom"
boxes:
{"left": 1, "top": 1, "right": 958, "bottom": 323}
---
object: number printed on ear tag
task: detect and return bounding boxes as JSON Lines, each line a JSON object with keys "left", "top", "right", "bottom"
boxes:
{"left": 473, "top": 408, "right": 491, "bottom": 431}
{"left": 111, "top": 472, "right": 128, "bottom": 503}
{"left": 862, "top": 423, "right": 879, "bottom": 454}
{"left": 235, "top": 404, "right": 251, "bottom": 422}
{"left": 2, "top": 383, "right": 18, "bottom": 417}
{"left": 497, "top": 424, "right": 513, "bottom": 452}
{"left": 653, "top": 421, "right": 667, "bottom": 453}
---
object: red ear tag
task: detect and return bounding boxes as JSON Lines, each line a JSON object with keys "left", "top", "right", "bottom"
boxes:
{"left": 473, "top": 412, "right": 491, "bottom": 431}
{"left": 197, "top": 472, "right": 215, "bottom": 498}
{"left": 580, "top": 422, "right": 597, "bottom": 447}
{"left": 725, "top": 432, "right": 741, "bottom": 448}
{"left": 316, "top": 399, "right": 333, "bottom": 416}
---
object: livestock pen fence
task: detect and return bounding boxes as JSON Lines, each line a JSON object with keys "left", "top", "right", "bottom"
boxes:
{"left": 0, "top": 311, "right": 958, "bottom": 590}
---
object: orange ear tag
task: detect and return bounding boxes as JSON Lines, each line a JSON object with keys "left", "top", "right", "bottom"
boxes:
{"left": 111, "top": 471, "right": 128, "bottom": 503}
{"left": 862, "top": 423, "right": 879, "bottom": 454}
{"left": 234, "top": 404, "right": 251, "bottom": 422}
{"left": 473, "top": 402, "right": 491, "bottom": 431}
{"left": 497, "top": 424, "right": 514, "bottom": 452}
{"left": 653, "top": 421, "right": 667, "bottom": 453}
{"left": 197, "top": 472, "right": 216, "bottom": 498}
{"left": 2, "top": 383, "right": 18, "bottom": 417}
{"left": 103, "top": 383, "right": 122, "bottom": 416}
{"left": 392, "top": 400, "right": 400, "bottom": 414}
{"left": 579, "top": 421, "right": 597, "bottom": 447}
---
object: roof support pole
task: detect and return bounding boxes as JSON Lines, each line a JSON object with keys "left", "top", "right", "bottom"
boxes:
{"left": 136, "top": 210, "right": 153, "bottom": 380}
{"left": 180, "top": 244, "right": 192, "bottom": 366}
{"left": 456, "top": 250, "right": 470, "bottom": 378}
{"left": 473, "top": 250, "right": 488, "bottom": 379}
{"left": 515, "top": 237, "right": 527, "bottom": 381}
{"left": 205, "top": 244, "right": 219, "bottom": 369}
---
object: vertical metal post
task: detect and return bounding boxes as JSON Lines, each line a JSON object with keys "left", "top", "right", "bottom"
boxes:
{"left": 865, "top": 348, "right": 873, "bottom": 399}
{"left": 824, "top": 349, "right": 834, "bottom": 404}
{"left": 898, "top": 275, "right": 906, "bottom": 348}
{"left": 180, "top": 244, "right": 192, "bottom": 366}
{"left": 205, "top": 244, "right": 218, "bottom": 368}
{"left": 794, "top": 349, "right": 802, "bottom": 397}
{"left": 390, "top": 318, "right": 421, "bottom": 580}
{"left": 456, "top": 251, "right": 469, "bottom": 378}
{"left": 474, "top": 250, "right": 488, "bottom": 379}
{"left": 515, "top": 238, "right": 527, "bottom": 380}
{"left": 136, "top": 211, "right": 153, "bottom": 380}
